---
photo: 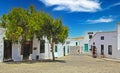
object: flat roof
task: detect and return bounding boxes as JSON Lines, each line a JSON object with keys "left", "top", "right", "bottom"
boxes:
{"left": 68, "top": 36, "right": 84, "bottom": 40}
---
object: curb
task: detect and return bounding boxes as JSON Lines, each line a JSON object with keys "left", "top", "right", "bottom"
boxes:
{"left": 101, "top": 58, "right": 120, "bottom": 63}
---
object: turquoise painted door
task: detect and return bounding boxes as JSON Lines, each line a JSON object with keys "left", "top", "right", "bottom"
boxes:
{"left": 84, "top": 44, "right": 88, "bottom": 52}
{"left": 55, "top": 46, "right": 57, "bottom": 52}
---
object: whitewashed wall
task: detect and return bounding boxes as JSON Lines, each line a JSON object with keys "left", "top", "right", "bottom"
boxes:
{"left": 31, "top": 36, "right": 52, "bottom": 60}
{"left": 0, "top": 28, "right": 5, "bottom": 62}
{"left": 12, "top": 36, "right": 52, "bottom": 61}
{"left": 69, "top": 40, "right": 79, "bottom": 46}
{"left": 117, "top": 24, "right": 120, "bottom": 50}
{"left": 83, "top": 32, "right": 96, "bottom": 54}
{"left": 0, "top": 38, "right": 4, "bottom": 62}
{"left": 89, "top": 31, "right": 118, "bottom": 59}
{"left": 54, "top": 43, "right": 64, "bottom": 57}
{"left": 31, "top": 35, "right": 39, "bottom": 60}
{"left": 56, "top": 43, "right": 64, "bottom": 57}
{"left": 116, "top": 23, "right": 120, "bottom": 59}
{"left": 79, "top": 40, "right": 84, "bottom": 53}
{"left": 0, "top": 27, "right": 69, "bottom": 62}
{"left": 54, "top": 41, "right": 70, "bottom": 58}
{"left": 68, "top": 39, "right": 84, "bottom": 54}
{"left": 44, "top": 37, "right": 52, "bottom": 59}
{"left": 12, "top": 43, "right": 22, "bottom": 61}
{"left": 63, "top": 43, "right": 69, "bottom": 56}
{"left": 0, "top": 28, "right": 22, "bottom": 62}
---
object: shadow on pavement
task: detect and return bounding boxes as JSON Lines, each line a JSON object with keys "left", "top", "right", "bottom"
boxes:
{"left": 4, "top": 59, "right": 66, "bottom": 64}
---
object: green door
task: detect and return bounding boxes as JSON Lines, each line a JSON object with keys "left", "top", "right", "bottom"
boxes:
{"left": 76, "top": 42, "right": 78, "bottom": 46}
{"left": 55, "top": 46, "right": 57, "bottom": 52}
{"left": 84, "top": 44, "right": 88, "bottom": 52}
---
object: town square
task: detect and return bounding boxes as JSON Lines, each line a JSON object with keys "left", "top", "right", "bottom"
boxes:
{"left": 0, "top": 0, "right": 120, "bottom": 73}
{"left": 1, "top": 55, "right": 120, "bottom": 73}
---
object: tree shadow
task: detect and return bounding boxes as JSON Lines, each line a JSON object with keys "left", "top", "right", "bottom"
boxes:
{"left": 4, "top": 59, "right": 66, "bottom": 64}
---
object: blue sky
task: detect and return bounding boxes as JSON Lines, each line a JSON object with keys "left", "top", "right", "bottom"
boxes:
{"left": 0, "top": 0, "right": 120, "bottom": 38}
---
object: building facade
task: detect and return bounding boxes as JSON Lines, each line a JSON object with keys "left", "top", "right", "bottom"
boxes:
{"left": 54, "top": 42, "right": 70, "bottom": 57}
{"left": 89, "top": 23, "right": 120, "bottom": 59}
{"left": 67, "top": 37, "right": 84, "bottom": 55}
{"left": 89, "top": 31, "right": 118, "bottom": 58}
{"left": 0, "top": 28, "right": 69, "bottom": 62}
{"left": 83, "top": 32, "right": 96, "bottom": 53}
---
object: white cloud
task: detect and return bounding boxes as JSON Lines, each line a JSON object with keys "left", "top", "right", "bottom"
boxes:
{"left": 40, "top": 0, "right": 102, "bottom": 12}
{"left": 112, "top": 2, "right": 120, "bottom": 6}
{"left": 104, "top": 2, "right": 120, "bottom": 10}
{"left": 87, "top": 17, "right": 114, "bottom": 24}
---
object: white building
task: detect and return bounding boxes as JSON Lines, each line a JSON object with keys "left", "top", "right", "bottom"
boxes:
{"left": 0, "top": 28, "right": 6, "bottom": 62}
{"left": 67, "top": 37, "right": 84, "bottom": 55}
{"left": 54, "top": 42, "right": 70, "bottom": 58}
{"left": 67, "top": 33, "right": 96, "bottom": 55}
{"left": 89, "top": 23, "right": 120, "bottom": 59}
{"left": 0, "top": 28, "right": 69, "bottom": 62}
{"left": 0, "top": 34, "right": 52, "bottom": 62}
{"left": 83, "top": 32, "right": 96, "bottom": 53}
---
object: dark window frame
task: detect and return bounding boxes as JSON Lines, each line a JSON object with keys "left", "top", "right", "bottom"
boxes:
{"left": 101, "top": 36, "right": 104, "bottom": 40}
{"left": 40, "top": 40, "right": 45, "bottom": 53}
{"left": 108, "top": 45, "right": 112, "bottom": 55}
{"left": 89, "top": 35, "right": 92, "bottom": 39}
{"left": 101, "top": 45, "right": 104, "bottom": 55}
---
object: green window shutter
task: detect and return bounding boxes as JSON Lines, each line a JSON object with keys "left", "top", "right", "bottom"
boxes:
{"left": 55, "top": 46, "right": 57, "bottom": 52}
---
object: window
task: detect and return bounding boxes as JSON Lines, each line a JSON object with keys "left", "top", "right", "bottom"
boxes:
{"left": 40, "top": 40, "right": 45, "bottom": 53}
{"left": 93, "top": 42, "right": 95, "bottom": 45}
{"left": 66, "top": 41, "right": 70, "bottom": 44}
{"left": 101, "top": 45, "right": 104, "bottom": 55}
{"left": 55, "top": 46, "right": 57, "bottom": 52}
{"left": 108, "top": 45, "right": 112, "bottom": 55}
{"left": 89, "top": 35, "right": 92, "bottom": 39}
{"left": 101, "top": 36, "right": 104, "bottom": 40}
{"left": 90, "top": 45, "right": 92, "bottom": 51}
{"left": 67, "top": 46, "right": 69, "bottom": 53}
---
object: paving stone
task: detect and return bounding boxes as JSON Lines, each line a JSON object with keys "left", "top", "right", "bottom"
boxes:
{"left": 0, "top": 55, "right": 120, "bottom": 73}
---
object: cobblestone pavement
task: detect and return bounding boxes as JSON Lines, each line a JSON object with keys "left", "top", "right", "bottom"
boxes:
{"left": 0, "top": 55, "right": 120, "bottom": 73}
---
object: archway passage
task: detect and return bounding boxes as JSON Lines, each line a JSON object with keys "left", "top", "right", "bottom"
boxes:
{"left": 4, "top": 40, "right": 12, "bottom": 61}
